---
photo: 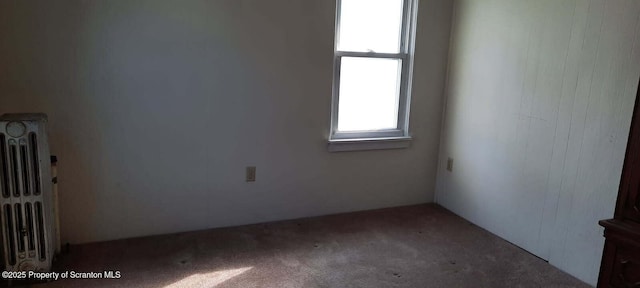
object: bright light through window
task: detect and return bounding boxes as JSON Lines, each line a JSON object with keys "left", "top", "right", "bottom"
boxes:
{"left": 338, "top": 57, "right": 401, "bottom": 131}
{"left": 338, "top": 0, "right": 404, "bottom": 53}
{"left": 331, "top": 0, "right": 416, "bottom": 138}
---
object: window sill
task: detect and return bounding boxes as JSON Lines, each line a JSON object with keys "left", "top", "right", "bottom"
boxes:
{"left": 327, "top": 136, "right": 412, "bottom": 152}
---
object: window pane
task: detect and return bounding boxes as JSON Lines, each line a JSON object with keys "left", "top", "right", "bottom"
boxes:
{"left": 338, "top": 57, "right": 401, "bottom": 132}
{"left": 338, "top": 0, "right": 404, "bottom": 53}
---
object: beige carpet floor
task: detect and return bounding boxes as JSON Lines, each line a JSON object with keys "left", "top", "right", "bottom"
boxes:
{"left": 20, "top": 204, "right": 590, "bottom": 287}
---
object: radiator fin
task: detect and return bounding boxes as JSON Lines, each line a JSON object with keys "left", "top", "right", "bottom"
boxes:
{"left": 30, "top": 133, "right": 40, "bottom": 196}
{"left": 35, "top": 202, "right": 45, "bottom": 261}
{"left": 3, "top": 204, "right": 16, "bottom": 265}
{"left": 0, "top": 134, "right": 8, "bottom": 198}
{"left": 25, "top": 202, "right": 35, "bottom": 252}
{"left": 9, "top": 143, "right": 19, "bottom": 197}
{"left": 14, "top": 203, "right": 24, "bottom": 253}
{"left": 20, "top": 145, "right": 30, "bottom": 196}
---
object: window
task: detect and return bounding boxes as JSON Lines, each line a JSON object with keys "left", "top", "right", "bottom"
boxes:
{"left": 329, "top": 0, "right": 417, "bottom": 151}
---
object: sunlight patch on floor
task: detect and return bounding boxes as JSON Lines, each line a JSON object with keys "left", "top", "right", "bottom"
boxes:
{"left": 164, "top": 267, "right": 252, "bottom": 288}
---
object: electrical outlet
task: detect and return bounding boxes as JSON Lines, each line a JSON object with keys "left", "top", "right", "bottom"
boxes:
{"left": 246, "top": 166, "right": 256, "bottom": 182}
{"left": 447, "top": 158, "right": 453, "bottom": 172}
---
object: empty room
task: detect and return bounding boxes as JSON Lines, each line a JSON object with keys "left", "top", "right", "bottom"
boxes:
{"left": 0, "top": 0, "right": 639, "bottom": 287}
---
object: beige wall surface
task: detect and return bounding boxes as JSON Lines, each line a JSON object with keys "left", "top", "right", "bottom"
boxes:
{"left": 437, "top": 0, "right": 640, "bottom": 285}
{"left": 0, "top": 0, "right": 453, "bottom": 244}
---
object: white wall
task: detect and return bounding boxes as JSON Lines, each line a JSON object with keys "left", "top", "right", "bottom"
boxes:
{"left": 437, "top": 0, "right": 640, "bottom": 285}
{"left": 0, "top": 0, "right": 453, "bottom": 244}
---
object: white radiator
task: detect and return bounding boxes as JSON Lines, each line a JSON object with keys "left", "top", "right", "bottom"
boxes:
{"left": 0, "top": 114, "right": 56, "bottom": 272}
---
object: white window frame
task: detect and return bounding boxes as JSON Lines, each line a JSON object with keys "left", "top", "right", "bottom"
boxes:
{"left": 329, "top": 0, "right": 418, "bottom": 152}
